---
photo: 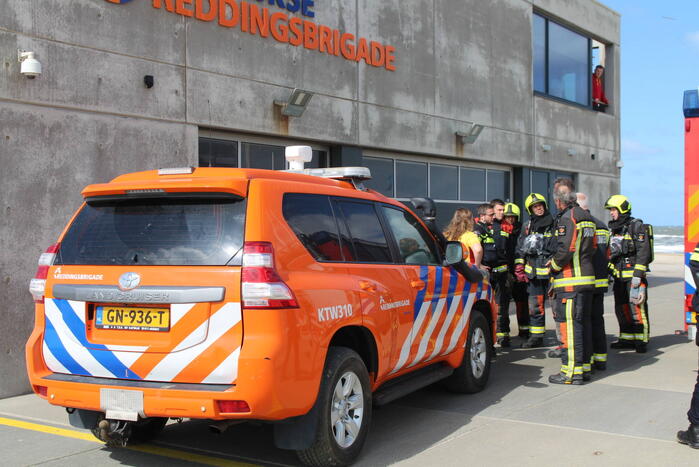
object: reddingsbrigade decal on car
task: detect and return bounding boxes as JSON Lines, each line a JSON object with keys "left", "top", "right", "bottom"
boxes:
{"left": 379, "top": 296, "right": 410, "bottom": 311}
{"left": 317, "top": 303, "right": 353, "bottom": 322}
{"left": 52, "top": 267, "right": 103, "bottom": 281}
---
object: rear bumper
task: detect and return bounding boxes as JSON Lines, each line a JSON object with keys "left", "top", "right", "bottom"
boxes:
{"left": 26, "top": 306, "right": 326, "bottom": 421}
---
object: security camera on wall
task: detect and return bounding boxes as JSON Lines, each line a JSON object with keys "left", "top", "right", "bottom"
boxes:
{"left": 18, "top": 51, "right": 42, "bottom": 79}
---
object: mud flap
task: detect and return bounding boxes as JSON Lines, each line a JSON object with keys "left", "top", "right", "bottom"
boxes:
{"left": 68, "top": 408, "right": 101, "bottom": 429}
{"left": 273, "top": 401, "right": 320, "bottom": 450}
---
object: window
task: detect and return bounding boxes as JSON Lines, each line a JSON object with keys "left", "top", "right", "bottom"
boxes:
{"left": 57, "top": 196, "right": 246, "bottom": 266}
{"left": 282, "top": 194, "right": 350, "bottom": 262}
{"left": 199, "top": 138, "right": 238, "bottom": 167}
{"left": 363, "top": 157, "right": 394, "bottom": 197}
{"left": 460, "top": 168, "right": 486, "bottom": 202}
{"left": 430, "top": 165, "right": 458, "bottom": 200}
{"left": 336, "top": 201, "right": 392, "bottom": 263}
{"left": 381, "top": 206, "right": 440, "bottom": 265}
{"left": 396, "top": 160, "right": 428, "bottom": 198}
{"left": 533, "top": 13, "right": 591, "bottom": 106}
{"left": 487, "top": 170, "right": 510, "bottom": 201}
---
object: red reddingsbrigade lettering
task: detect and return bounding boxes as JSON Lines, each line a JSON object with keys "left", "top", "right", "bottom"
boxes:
{"left": 355, "top": 37, "right": 370, "bottom": 64}
{"left": 241, "top": 0, "right": 249, "bottom": 32}
{"left": 318, "top": 25, "right": 332, "bottom": 53}
{"left": 219, "top": 0, "right": 239, "bottom": 27}
{"left": 153, "top": 0, "right": 175, "bottom": 12}
{"left": 250, "top": 4, "right": 270, "bottom": 37}
{"left": 270, "top": 12, "right": 289, "bottom": 42}
{"left": 340, "top": 33, "right": 356, "bottom": 60}
{"left": 370, "top": 41, "right": 384, "bottom": 67}
{"left": 288, "top": 17, "right": 303, "bottom": 46}
{"left": 332, "top": 29, "right": 341, "bottom": 56}
{"left": 176, "top": 0, "right": 194, "bottom": 16}
{"left": 195, "top": 0, "right": 217, "bottom": 21}
{"left": 303, "top": 20, "right": 318, "bottom": 50}
{"left": 385, "top": 45, "right": 396, "bottom": 71}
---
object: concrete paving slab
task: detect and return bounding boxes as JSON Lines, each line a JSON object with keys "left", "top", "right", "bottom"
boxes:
{"left": 397, "top": 416, "right": 699, "bottom": 467}
{"left": 0, "top": 424, "right": 101, "bottom": 467}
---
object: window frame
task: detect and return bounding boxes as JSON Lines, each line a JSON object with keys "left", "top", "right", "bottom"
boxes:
{"left": 533, "top": 12, "right": 594, "bottom": 109}
{"left": 378, "top": 204, "right": 442, "bottom": 266}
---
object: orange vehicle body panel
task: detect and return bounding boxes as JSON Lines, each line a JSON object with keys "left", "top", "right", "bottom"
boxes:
{"left": 26, "top": 167, "right": 495, "bottom": 422}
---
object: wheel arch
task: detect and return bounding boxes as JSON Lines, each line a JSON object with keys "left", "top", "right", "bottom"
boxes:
{"left": 328, "top": 325, "right": 379, "bottom": 381}
{"left": 472, "top": 298, "right": 494, "bottom": 339}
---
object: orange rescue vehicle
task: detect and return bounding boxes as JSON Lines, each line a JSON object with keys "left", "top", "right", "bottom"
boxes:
{"left": 26, "top": 146, "right": 495, "bottom": 465}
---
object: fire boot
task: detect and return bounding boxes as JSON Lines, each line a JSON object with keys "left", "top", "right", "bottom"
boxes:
{"left": 635, "top": 341, "right": 648, "bottom": 353}
{"left": 497, "top": 336, "right": 511, "bottom": 348}
{"left": 522, "top": 336, "right": 544, "bottom": 348}
{"left": 548, "top": 373, "right": 583, "bottom": 385}
{"left": 677, "top": 424, "right": 699, "bottom": 449}
{"left": 610, "top": 339, "right": 635, "bottom": 349}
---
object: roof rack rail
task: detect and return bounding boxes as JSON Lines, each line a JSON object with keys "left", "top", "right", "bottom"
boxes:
{"left": 284, "top": 167, "right": 372, "bottom": 190}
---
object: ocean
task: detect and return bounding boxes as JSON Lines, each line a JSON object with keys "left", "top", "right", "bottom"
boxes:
{"left": 652, "top": 225, "right": 684, "bottom": 254}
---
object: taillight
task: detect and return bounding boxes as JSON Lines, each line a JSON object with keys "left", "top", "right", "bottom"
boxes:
{"left": 216, "top": 400, "right": 250, "bottom": 413}
{"left": 241, "top": 242, "right": 298, "bottom": 309}
{"left": 33, "top": 385, "right": 48, "bottom": 397}
{"left": 29, "top": 243, "right": 60, "bottom": 303}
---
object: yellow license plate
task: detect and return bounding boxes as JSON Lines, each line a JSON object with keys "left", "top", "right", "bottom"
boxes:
{"left": 95, "top": 306, "right": 170, "bottom": 332}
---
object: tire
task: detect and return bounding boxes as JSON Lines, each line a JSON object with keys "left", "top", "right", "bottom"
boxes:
{"left": 297, "top": 347, "right": 372, "bottom": 467}
{"left": 130, "top": 417, "right": 167, "bottom": 443}
{"left": 445, "top": 311, "right": 493, "bottom": 394}
{"left": 91, "top": 416, "right": 167, "bottom": 446}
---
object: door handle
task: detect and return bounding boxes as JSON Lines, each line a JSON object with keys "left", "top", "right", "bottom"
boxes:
{"left": 410, "top": 280, "right": 426, "bottom": 289}
{"left": 359, "top": 280, "right": 376, "bottom": 292}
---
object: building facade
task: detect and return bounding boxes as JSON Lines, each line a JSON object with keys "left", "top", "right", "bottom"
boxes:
{"left": 0, "top": 0, "right": 620, "bottom": 397}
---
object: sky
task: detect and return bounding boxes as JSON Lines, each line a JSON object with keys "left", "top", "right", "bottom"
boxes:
{"left": 599, "top": 1, "right": 699, "bottom": 226}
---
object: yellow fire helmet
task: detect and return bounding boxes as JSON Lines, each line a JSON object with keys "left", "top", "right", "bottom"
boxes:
{"left": 604, "top": 194, "right": 632, "bottom": 214}
{"left": 504, "top": 203, "right": 521, "bottom": 219}
{"left": 524, "top": 193, "right": 548, "bottom": 214}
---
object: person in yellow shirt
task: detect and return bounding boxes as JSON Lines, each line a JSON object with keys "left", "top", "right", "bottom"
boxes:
{"left": 443, "top": 208, "right": 483, "bottom": 268}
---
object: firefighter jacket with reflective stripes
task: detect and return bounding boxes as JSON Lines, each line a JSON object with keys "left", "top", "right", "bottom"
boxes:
{"left": 514, "top": 220, "right": 557, "bottom": 280}
{"left": 591, "top": 215, "right": 611, "bottom": 292}
{"left": 549, "top": 204, "right": 596, "bottom": 292}
{"left": 475, "top": 221, "right": 509, "bottom": 271}
{"left": 608, "top": 218, "right": 652, "bottom": 282}
{"left": 506, "top": 221, "right": 521, "bottom": 272}
{"left": 690, "top": 242, "right": 699, "bottom": 313}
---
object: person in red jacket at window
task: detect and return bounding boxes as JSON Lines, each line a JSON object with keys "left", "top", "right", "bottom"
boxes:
{"left": 592, "top": 65, "right": 609, "bottom": 112}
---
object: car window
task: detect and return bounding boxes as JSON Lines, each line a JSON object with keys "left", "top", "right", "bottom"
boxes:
{"left": 282, "top": 194, "right": 350, "bottom": 261}
{"left": 380, "top": 206, "right": 440, "bottom": 265}
{"left": 336, "top": 201, "right": 392, "bottom": 263}
{"left": 56, "top": 196, "right": 246, "bottom": 266}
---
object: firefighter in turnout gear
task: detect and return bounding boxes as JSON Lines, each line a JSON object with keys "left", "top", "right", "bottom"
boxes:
{"left": 475, "top": 202, "right": 511, "bottom": 347}
{"left": 577, "top": 193, "right": 610, "bottom": 370}
{"left": 504, "top": 203, "right": 530, "bottom": 339}
{"left": 677, "top": 242, "right": 699, "bottom": 448}
{"left": 548, "top": 187, "right": 596, "bottom": 385}
{"left": 605, "top": 195, "right": 653, "bottom": 353}
{"left": 515, "top": 193, "right": 557, "bottom": 348}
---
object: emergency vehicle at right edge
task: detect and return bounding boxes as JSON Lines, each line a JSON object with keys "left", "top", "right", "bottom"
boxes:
{"left": 26, "top": 146, "right": 496, "bottom": 466}
{"left": 685, "top": 89, "right": 699, "bottom": 339}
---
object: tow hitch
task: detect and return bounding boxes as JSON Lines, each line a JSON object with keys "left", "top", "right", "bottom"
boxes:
{"left": 94, "top": 418, "right": 133, "bottom": 447}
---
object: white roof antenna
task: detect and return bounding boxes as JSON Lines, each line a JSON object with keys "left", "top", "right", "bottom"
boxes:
{"left": 285, "top": 145, "right": 313, "bottom": 170}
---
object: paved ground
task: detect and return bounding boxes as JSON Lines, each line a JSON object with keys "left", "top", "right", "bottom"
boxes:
{"left": 1, "top": 253, "right": 697, "bottom": 466}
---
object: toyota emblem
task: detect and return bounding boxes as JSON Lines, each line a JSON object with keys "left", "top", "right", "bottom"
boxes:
{"left": 118, "top": 272, "right": 141, "bottom": 291}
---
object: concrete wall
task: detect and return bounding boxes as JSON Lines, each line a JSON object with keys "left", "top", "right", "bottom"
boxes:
{"left": 0, "top": 0, "right": 619, "bottom": 397}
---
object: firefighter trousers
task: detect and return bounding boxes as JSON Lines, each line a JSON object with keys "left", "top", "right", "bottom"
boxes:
{"left": 512, "top": 280, "right": 529, "bottom": 335}
{"left": 527, "top": 279, "right": 549, "bottom": 337}
{"left": 554, "top": 292, "right": 592, "bottom": 380}
{"left": 591, "top": 292, "right": 607, "bottom": 365}
{"left": 613, "top": 278, "right": 649, "bottom": 343}
{"left": 493, "top": 271, "right": 512, "bottom": 337}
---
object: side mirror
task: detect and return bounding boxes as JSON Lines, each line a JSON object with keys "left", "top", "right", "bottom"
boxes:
{"left": 444, "top": 241, "right": 464, "bottom": 265}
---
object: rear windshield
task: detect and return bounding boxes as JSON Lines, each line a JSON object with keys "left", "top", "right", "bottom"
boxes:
{"left": 56, "top": 196, "right": 246, "bottom": 266}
